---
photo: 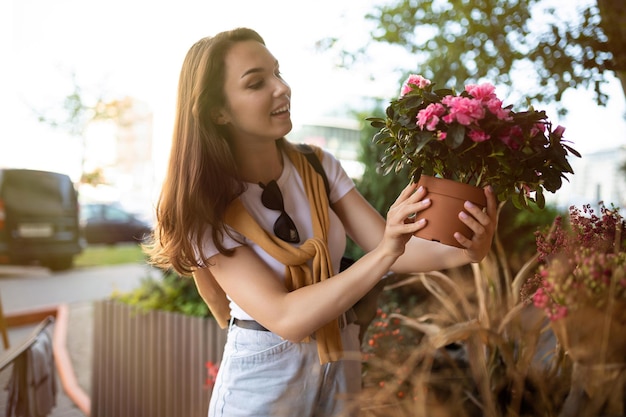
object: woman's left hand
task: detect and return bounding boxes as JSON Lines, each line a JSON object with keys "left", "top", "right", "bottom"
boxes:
{"left": 454, "top": 185, "right": 498, "bottom": 262}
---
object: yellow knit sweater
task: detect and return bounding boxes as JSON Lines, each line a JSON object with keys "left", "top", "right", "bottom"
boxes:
{"left": 211, "top": 144, "right": 343, "bottom": 364}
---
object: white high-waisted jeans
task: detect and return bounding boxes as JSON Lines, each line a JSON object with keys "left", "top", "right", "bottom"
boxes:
{"left": 208, "top": 321, "right": 362, "bottom": 417}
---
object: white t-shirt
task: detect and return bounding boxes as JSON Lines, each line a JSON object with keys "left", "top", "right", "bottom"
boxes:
{"left": 197, "top": 148, "right": 356, "bottom": 320}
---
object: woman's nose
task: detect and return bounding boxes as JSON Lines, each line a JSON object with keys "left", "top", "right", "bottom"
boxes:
{"left": 274, "top": 77, "right": 290, "bottom": 97}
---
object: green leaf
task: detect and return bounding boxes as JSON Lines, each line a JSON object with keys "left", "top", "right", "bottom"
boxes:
{"left": 536, "top": 188, "right": 545, "bottom": 209}
{"left": 446, "top": 124, "right": 466, "bottom": 149}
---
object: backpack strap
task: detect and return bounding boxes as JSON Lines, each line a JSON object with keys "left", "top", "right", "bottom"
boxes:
{"left": 296, "top": 143, "right": 330, "bottom": 198}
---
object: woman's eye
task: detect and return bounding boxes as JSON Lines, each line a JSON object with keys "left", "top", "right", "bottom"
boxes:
{"left": 248, "top": 80, "right": 264, "bottom": 89}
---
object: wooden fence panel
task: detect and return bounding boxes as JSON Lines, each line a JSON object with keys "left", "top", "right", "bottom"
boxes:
{"left": 91, "top": 300, "right": 227, "bottom": 417}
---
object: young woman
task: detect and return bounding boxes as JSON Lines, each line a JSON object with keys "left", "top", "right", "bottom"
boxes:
{"left": 147, "top": 27, "right": 497, "bottom": 417}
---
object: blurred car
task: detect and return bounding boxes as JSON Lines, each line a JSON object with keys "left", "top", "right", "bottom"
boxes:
{"left": 0, "top": 168, "right": 83, "bottom": 270}
{"left": 81, "top": 203, "right": 152, "bottom": 245}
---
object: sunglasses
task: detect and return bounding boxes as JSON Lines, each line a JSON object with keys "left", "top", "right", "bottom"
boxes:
{"left": 259, "top": 180, "right": 300, "bottom": 243}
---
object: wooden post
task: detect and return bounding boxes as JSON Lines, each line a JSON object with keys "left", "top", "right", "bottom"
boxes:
{"left": 0, "top": 293, "right": 9, "bottom": 349}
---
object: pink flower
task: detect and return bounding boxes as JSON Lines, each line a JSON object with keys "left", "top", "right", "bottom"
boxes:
{"left": 530, "top": 124, "right": 544, "bottom": 137}
{"left": 499, "top": 135, "right": 520, "bottom": 150}
{"left": 486, "top": 98, "right": 512, "bottom": 121}
{"left": 372, "top": 73, "right": 579, "bottom": 212}
{"left": 553, "top": 125, "right": 566, "bottom": 138}
{"left": 500, "top": 125, "right": 524, "bottom": 149}
{"left": 417, "top": 103, "right": 446, "bottom": 131}
{"left": 441, "top": 96, "right": 485, "bottom": 126}
{"left": 400, "top": 74, "right": 431, "bottom": 96}
{"left": 465, "top": 83, "right": 497, "bottom": 101}
{"left": 533, "top": 288, "right": 549, "bottom": 308}
{"left": 204, "top": 361, "right": 219, "bottom": 389}
{"left": 468, "top": 129, "right": 490, "bottom": 142}
{"left": 550, "top": 305, "right": 568, "bottom": 321}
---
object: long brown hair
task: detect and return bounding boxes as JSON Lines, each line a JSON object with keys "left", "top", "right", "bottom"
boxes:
{"left": 145, "top": 28, "right": 281, "bottom": 275}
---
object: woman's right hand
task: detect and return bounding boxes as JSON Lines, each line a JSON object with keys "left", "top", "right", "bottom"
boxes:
{"left": 379, "top": 182, "right": 431, "bottom": 258}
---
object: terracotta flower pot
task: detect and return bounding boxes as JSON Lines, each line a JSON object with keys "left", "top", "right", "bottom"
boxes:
{"left": 414, "top": 175, "right": 487, "bottom": 248}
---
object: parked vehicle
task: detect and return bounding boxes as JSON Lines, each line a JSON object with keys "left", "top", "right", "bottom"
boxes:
{"left": 81, "top": 203, "right": 152, "bottom": 245}
{"left": 0, "top": 168, "right": 83, "bottom": 271}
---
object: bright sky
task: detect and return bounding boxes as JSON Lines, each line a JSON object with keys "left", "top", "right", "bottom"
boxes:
{"left": 2, "top": 0, "right": 625, "bottom": 186}
{"left": 2, "top": 0, "right": 385, "bottom": 178}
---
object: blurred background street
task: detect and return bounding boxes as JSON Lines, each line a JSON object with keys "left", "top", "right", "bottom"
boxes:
{"left": 1, "top": 0, "right": 625, "bottom": 415}
{"left": 1, "top": 259, "right": 159, "bottom": 416}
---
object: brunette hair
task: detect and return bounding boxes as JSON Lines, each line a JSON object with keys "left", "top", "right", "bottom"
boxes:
{"left": 145, "top": 27, "right": 284, "bottom": 275}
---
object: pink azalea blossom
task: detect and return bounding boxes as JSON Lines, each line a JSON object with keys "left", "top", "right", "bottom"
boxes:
{"left": 465, "top": 83, "right": 497, "bottom": 102}
{"left": 468, "top": 129, "right": 490, "bottom": 142}
{"left": 530, "top": 124, "right": 544, "bottom": 137}
{"left": 400, "top": 74, "right": 431, "bottom": 96}
{"left": 373, "top": 74, "right": 578, "bottom": 213}
{"left": 486, "top": 98, "right": 512, "bottom": 121}
{"left": 553, "top": 125, "right": 566, "bottom": 138}
{"left": 499, "top": 125, "right": 524, "bottom": 149}
{"left": 510, "top": 125, "right": 523, "bottom": 137}
{"left": 417, "top": 103, "right": 446, "bottom": 131}
{"left": 499, "top": 135, "right": 520, "bottom": 150}
{"left": 441, "top": 96, "right": 485, "bottom": 126}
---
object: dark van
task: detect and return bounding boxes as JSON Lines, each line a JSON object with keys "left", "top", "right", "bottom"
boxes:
{"left": 0, "top": 168, "right": 83, "bottom": 271}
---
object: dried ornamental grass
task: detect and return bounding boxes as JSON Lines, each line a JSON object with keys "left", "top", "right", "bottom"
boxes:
{"left": 357, "top": 254, "right": 570, "bottom": 417}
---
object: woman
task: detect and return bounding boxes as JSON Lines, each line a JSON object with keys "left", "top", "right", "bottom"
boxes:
{"left": 147, "top": 27, "right": 497, "bottom": 417}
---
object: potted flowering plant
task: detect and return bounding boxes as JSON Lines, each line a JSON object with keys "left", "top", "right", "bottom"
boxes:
{"left": 369, "top": 75, "right": 580, "bottom": 211}
{"left": 528, "top": 203, "right": 626, "bottom": 417}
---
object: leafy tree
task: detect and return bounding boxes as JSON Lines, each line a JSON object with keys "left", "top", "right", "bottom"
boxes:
{"left": 34, "top": 71, "right": 129, "bottom": 184}
{"left": 596, "top": 0, "right": 626, "bottom": 96}
{"left": 322, "top": 0, "right": 625, "bottom": 115}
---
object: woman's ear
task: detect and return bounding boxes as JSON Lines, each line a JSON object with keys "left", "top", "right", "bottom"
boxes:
{"left": 211, "top": 108, "right": 229, "bottom": 125}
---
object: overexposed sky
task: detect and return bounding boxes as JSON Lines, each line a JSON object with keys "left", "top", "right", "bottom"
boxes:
{"left": 2, "top": 0, "right": 389, "bottom": 181}
{"left": 2, "top": 0, "right": 625, "bottom": 186}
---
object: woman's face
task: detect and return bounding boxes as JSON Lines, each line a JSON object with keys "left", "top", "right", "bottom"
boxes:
{"left": 217, "top": 40, "right": 292, "bottom": 145}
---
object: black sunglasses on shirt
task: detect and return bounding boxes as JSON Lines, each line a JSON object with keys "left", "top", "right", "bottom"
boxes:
{"left": 259, "top": 180, "right": 300, "bottom": 243}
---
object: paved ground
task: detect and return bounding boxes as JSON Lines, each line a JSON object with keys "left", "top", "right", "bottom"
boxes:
{"left": 1, "top": 263, "right": 157, "bottom": 416}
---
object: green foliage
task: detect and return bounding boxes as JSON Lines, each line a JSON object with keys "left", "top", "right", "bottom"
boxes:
{"left": 112, "top": 269, "right": 211, "bottom": 318}
{"left": 78, "top": 244, "right": 211, "bottom": 318}
{"left": 75, "top": 243, "right": 147, "bottom": 267}
{"left": 343, "top": 105, "right": 412, "bottom": 260}
{"left": 496, "top": 200, "right": 562, "bottom": 273}
{"left": 324, "top": 0, "right": 617, "bottom": 115}
{"left": 355, "top": 111, "right": 412, "bottom": 216}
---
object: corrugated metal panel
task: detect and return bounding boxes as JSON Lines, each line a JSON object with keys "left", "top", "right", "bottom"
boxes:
{"left": 91, "top": 300, "right": 227, "bottom": 417}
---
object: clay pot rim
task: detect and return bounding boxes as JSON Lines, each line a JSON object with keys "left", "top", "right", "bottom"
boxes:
{"left": 417, "top": 175, "right": 487, "bottom": 206}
